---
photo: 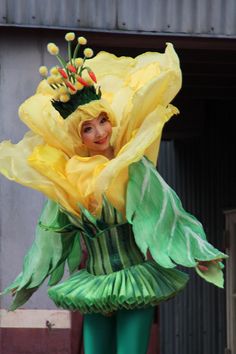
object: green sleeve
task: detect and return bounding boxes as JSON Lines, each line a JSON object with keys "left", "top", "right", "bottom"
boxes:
{"left": 126, "top": 157, "right": 227, "bottom": 288}
{"left": 1, "top": 199, "right": 82, "bottom": 310}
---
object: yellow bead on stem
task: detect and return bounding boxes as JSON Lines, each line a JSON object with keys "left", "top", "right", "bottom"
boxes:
{"left": 84, "top": 48, "right": 93, "bottom": 58}
{"left": 65, "top": 32, "right": 75, "bottom": 41}
{"left": 39, "top": 66, "right": 48, "bottom": 77}
{"left": 47, "top": 43, "right": 59, "bottom": 55}
{"left": 60, "top": 94, "right": 70, "bottom": 102}
{"left": 78, "top": 36, "right": 87, "bottom": 45}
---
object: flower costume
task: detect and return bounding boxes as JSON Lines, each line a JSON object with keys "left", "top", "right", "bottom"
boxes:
{"left": 0, "top": 35, "right": 227, "bottom": 354}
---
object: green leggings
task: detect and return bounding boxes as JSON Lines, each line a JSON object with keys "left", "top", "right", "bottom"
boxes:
{"left": 83, "top": 307, "right": 154, "bottom": 354}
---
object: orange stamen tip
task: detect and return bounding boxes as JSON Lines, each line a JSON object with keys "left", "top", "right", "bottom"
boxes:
{"left": 77, "top": 76, "right": 89, "bottom": 87}
{"left": 67, "top": 64, "right": 77, "bottom": 73}
{"left": 58, "top": 68, "right": 68, "bottom": 79}
{"left": 88, "top": 70, "right": 97, "bottom": 83}
{"left": 65, "top": 81, "right": 76, "bottom": 91}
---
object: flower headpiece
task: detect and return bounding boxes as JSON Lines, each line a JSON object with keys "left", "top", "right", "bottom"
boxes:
{"left": 39, "top": 32, "right": 101, "bottom": 119}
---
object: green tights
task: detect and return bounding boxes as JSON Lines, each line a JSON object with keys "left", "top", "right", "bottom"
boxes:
{"left": 83, "top": 307, "right": 154, "bottom": 354}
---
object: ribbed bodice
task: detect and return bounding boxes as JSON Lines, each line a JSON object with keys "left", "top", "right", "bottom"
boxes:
{"left": 81, "top": 223, "right": 145, "bottom": 275}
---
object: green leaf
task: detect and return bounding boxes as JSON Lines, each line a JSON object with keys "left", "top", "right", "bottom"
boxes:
{"left": 126, "top": 157, "right": 227, "bottom": 287}
{"left": 39, "top": 201, "right": 74, "bottom": 232}
{"left": 67, "top": 233, "right": 82, "bottom": 274}
{"left": 48, "top": 262, "right": 66, "bottom": 286}
{"left": 9, "top": 287, "right": 39, "bottom": 311}
{"left": 2, "top": 200, "right": 80, "bottom": 309}
{"left": 100, "top": 194, "right": 116, "bottom": 225}
{"left": 0, "top": 273, "right": 23, "bottom": 296}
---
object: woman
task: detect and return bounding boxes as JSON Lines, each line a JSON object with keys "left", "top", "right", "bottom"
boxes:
{"left": 0, "top": 33, "right": 226, "bottom": 354}
{"left": 69, "top": 112, "right": 157, "bottom": 353}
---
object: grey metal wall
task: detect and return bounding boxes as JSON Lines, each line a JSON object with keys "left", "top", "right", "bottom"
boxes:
{"left": 0, "top": 0, "right": 236, "bottom": 37}
{"left": 158, "top": 101, "right": 236, "bottom": 354}
{"left": 0, "top": 31, "right": 68, "bottom": 309}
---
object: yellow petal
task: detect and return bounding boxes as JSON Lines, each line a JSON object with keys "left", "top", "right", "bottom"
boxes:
{"left": 125, "top": 62, "right": 161, "bottom": 91}
{"left": 0, "top": 132, "right": 76, "bottom": 213}
{"left": 28, "top": 144, "right": 82, "bottom": 215}
{"left": 88, "top": 51, "right": 135, "bottom": 79}
{"left": 66, "top": 155, "right": 108, "bottom": 213}
{"left": 18, "top": 93, "right": 83, "bottom": 157}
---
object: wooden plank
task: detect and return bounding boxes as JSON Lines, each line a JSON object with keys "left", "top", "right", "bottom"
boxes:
{"left": 0, "top": 309, "right": 71, "bottom": 328}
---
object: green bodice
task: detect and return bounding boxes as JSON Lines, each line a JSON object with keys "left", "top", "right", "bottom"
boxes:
{"left": 82, "top": 223, "right": 145, "bottom": 275}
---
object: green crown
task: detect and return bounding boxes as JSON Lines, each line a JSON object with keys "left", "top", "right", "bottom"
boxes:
{"left": 52, "top": 86, "right": 101, "bottom": 119}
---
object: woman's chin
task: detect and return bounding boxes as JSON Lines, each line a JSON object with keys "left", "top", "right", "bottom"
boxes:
{"left": 93, "top": 142, "right": 110, "bottom": 152}
{"left": 88, "top": 142, "right": 114, "bottom": 158}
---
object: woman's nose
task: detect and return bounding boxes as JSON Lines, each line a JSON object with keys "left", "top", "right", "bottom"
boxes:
{"left": 95, "top": 126, "right": 103, "bottom": 137}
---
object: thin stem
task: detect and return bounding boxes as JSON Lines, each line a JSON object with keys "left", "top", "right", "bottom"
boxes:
{"left": 57, "top": 54, "right": 70, "bottom": 79}
{"left": 71, "top": 74, "right": 76, "bottom": 84}
{"left": 73, "top": 42, "right": 80, "bottom": 60}
{"left": 68, "top": 42, "right": 72, "bottom": 62}
{"left": 56, "top": 54, "right": 67, "bottom": 69}
{"left": 79, "top": 57, "right": 86, "bottom": 75}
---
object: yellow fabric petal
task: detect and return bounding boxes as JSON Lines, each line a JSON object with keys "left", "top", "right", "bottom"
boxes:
{"left": 18, "top": 94, "right": 82, "bottom": 157}
{"left": 66, "top": 155, "right": 108, "bottom": 213}
{"left": 36, "top": 79, "right": 55, "bottom": 96}
{"left": 66, "top": 155, "right": 108, "bottom": 198}
{"left": 105, "top": 168, "right": 128, "bottom": 218}
{"left": 125, "top": 62, "right": 161, "bottom": 91}
{"left": 0, "top": 132, "right": 44, "bottom": 182}
{"left": 87, "top": 52, "right": 135, "bottom": 80}
{"left": 0, "top": 132, "right": 75, "bottom": 213}
{"left": 28, "top": 144, "right": 82, "bottom": 215}
{"left": 115, "top": 44, "right": 181, "bottom": 152}
{"left": 144, "top": 104, "right": 179, "bottom": 164}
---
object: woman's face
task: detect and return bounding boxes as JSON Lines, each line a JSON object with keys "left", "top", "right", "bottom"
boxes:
{"left": 81, "top": 113, "right": 112, "bottom": 155}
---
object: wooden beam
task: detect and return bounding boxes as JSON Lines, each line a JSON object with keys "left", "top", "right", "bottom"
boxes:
{"left": 1, "top": 26, "right": 236, "bottom": 52}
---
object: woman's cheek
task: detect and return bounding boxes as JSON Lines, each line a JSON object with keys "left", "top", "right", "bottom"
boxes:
{"left": 105, "top": 122, "right": 112, "bottom": 135}
{"left": 82, "top": 134, "right": 92, "bottom": 146}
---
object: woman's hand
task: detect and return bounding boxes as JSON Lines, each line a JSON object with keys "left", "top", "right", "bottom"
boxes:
{"left": 197, "top": 259, "right": 222, "bottom": 272}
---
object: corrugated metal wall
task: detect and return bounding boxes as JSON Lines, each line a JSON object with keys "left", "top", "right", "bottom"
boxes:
{"left": 158, "top": 101, "right": 236, "bottom": 354}
{"left": 0, "top": 0, "right": 236, "bottom": 37}
{"left": 0, "top": 31, "right": 63, "bottom": 309}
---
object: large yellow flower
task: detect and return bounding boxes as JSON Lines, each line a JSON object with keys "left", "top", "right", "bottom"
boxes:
{"left": 0, "top": 43, "right": 181, "bottom": 217}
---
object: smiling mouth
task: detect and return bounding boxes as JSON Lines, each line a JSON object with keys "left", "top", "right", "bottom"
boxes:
{"left": 95, "top": 136, "right": 108, "bottom": 144}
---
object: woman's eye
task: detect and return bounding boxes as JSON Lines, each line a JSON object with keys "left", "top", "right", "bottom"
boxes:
{"left": 100, "top": 117, "right": 108, "bottom": 124}
{"left": 83, "top": 126, "right": 92, "bottom": 133}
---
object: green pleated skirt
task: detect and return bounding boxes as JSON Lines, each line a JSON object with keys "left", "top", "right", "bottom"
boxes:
{"left": 48, "top": 223, "right": 189, "bottom": 313}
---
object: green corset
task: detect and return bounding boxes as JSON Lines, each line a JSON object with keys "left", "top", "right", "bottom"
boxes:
{"left": 82, "top": 223, "right": 145, "bottom": 275}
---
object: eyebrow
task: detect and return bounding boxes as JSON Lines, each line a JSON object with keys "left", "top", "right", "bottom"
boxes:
{"left": 82, "top": 122, "right": 93, "bottom": 128}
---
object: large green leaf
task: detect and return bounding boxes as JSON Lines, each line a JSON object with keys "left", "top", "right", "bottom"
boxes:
{"left": 67, "top": 233, "right": 82, "bottom": 274}
{"left": 1, "top": 200, "right": 81, "bottom": 310}
{"left": 126, "top": 157, "right": 227, "bottom": 287}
